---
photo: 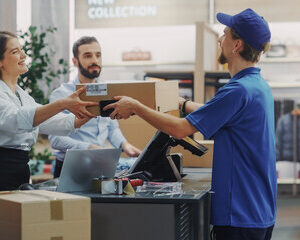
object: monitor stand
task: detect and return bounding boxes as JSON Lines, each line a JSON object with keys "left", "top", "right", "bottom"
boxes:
{"left": 129, "top": 147, "right": 183, "bottom": 182}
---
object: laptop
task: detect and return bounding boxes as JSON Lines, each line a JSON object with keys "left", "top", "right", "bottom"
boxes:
{"left": 37, "top": 148, "right": 121, "bottom": 193}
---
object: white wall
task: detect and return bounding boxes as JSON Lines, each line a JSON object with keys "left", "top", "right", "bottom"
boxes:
{"left": 213, "top": 22, "right": 300, "bottom": 82}
{"left": 16, "top": 0, "right": 31, "bottom": 33}
{"left": 74, "top": 25, "right": 196, "bottom": 66}
{"left": 71, "top": 25, "right": 196, "bottom": 81}
{"left": 0, "top": 0, "right": 17, "bottom": 32}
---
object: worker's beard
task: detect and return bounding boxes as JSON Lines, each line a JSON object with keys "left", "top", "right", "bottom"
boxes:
{"left": 78, "top": 60, "right": 101, "bottom": 79}
{"left": 218, "top": 52, "right": 227, "bottom": 65}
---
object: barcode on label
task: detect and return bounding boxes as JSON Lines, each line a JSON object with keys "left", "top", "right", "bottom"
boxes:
{"left": 86, "top": 84, "right": 108, "bottom": 96}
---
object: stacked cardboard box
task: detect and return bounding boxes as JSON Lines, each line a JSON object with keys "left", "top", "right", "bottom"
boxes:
{"left": 0, "top": 190, "right": 90, "bottom": 240}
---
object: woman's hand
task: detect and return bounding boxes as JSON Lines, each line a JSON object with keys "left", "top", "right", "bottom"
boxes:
{"left": 63, "top": 86, "right": 98, "bottom": 119}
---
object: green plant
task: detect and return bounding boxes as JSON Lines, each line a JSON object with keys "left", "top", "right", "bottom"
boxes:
{"left": 18, "top": 26, "right": 69, "bottom": 104}
{"left": 29, "top": 147, "right": 52, "bottom": 163}
{"left": 29, "top": 144, "right": 53, "bottom": 175}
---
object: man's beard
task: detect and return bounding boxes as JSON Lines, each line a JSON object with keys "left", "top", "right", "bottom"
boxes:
{"left": 218, "top": 52, "right": 227, "bottom": 65}
{"left": 78, "top": 60, "right": 101, "bottom": 79}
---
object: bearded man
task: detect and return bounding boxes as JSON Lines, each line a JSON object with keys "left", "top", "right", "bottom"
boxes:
{"left": 49, "top": 36, "right": 140, "bottom": 178}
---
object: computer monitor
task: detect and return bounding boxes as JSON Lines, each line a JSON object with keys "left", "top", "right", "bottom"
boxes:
{"left": 128, "top": 130, "right": 207, "bottom": 182}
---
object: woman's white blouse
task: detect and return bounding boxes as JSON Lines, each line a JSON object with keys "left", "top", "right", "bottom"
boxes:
{"left": 0, "top": 80, "right": 75, "bottom": 151}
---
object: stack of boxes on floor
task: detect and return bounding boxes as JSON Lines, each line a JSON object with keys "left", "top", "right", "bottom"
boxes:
{"left": 0, "top": 190, "right": 90, "bottom": 240}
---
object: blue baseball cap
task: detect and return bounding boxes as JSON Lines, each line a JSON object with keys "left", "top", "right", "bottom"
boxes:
{"left": 216, "top": 8, "right": 271, "bottom": 51}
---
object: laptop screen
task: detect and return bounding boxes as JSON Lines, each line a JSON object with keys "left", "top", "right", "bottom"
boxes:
{"left": 57, "top": 148, "right": 121, "bottom": 193}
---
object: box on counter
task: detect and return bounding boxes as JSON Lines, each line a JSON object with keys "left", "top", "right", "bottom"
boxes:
{"left": 171, "top": 140, "right": 214, "bottom": 168}
{"left": 76, "top": 80, "right": 179, "bottom": 116}
{"left": 0, "top": 190, "right": 90, "bottom": 240}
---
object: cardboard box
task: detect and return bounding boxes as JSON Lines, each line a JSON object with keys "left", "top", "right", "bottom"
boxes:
{"left": 77, "top": 81, "right": 179, "bottom": 116}
{"left": 171, "top": 140, "right": 214, "bottom": 168}
{"left": 118, "top": 110, "right": 180, "bottom": 153}
{"left": 118, "top": 109, "right": 213, "bottom": 168}
{"left": 0, "top": 190, "right": 90, "bottom": 240}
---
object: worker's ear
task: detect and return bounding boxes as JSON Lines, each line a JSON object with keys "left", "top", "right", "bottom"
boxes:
{"left": 234, "top": 39, "right": 243, "bottom": 53}
{"left": 72, "top": 57, "right": 78, "bottom": 68}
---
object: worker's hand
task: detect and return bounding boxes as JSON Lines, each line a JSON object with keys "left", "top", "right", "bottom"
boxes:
{"left": 88, "top": 144, "right": 103, "bottom": 150}
{"left": 291, "top": 109, "right": 300, "bottom": 116}
{"left": 63, "top": 86, "right": 98, "bottom": 119}
{"left": 74, "top": 116, "right": 93, "bottom": 128}
{"left": 122, "top": 141, "right": 141, "bottom": 157}
{"left": 103, "top": 96, "right": 139, "bottom": 120}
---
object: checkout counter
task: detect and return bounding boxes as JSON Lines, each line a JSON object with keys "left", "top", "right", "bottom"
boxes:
{"left": 75, "top": 131, "right": 212, "bottom": 240}
{"left": 76, "top": 168, "right": 211, "bottom": 240}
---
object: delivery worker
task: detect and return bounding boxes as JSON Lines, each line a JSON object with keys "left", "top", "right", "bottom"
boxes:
{"left": 104, "top": 8, "right": 276, "bottom": 240}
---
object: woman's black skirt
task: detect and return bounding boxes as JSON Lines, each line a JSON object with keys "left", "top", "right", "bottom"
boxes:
{"left": 0, "top": 147, "right": 30, "bottom": 191}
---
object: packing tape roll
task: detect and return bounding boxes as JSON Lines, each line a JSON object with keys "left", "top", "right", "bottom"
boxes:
{"left": 93, "top": 178, "right": 116, "bottom": 194}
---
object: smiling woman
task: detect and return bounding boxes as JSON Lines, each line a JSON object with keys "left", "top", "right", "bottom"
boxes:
{"left": 0, "top": 31, "right": 99, "bottom": 191}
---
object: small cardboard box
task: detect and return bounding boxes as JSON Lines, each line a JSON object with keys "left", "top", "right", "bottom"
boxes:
{"left": 76, "top": 81, "right": 179, "bottom": 116}
{"left": 118, "top": 110, "right": 180, "bottom": 153}
{"left": 118, "top": 109, "right": 214, "bottom": 167}
{"left": 0, "top": 190, "right": 91, "bottom": 240}
{"left": 172, "top": 140, "right": 214, "bottom": 168}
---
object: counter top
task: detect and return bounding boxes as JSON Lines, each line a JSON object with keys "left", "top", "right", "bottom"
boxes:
{"left": 74, "top": 168, "right": 211, "bottom": 204}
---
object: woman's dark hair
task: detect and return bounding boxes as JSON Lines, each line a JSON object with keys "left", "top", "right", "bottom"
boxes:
{"left": 0, "top": 31, "right": 18, "bottom": 78}
{"left": 72, "top": 36, "right": 99, "bottom": 59}
{"left": 0, "top": 31, "right": 17, "bottom": 60}
{"left": 230, "top": 28, "right": 270, "bottom": 63}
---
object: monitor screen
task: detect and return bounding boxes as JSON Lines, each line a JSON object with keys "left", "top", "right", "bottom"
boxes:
{"left": 128, "top": 130, "right": 207, "bottom": 181}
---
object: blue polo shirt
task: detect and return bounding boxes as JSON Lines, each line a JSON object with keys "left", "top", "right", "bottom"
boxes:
{"left": 186, "top": 67, "right": 276, "bottom": 228}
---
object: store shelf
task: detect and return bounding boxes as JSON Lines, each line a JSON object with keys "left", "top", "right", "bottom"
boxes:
{"left": 103, "top": 61, "right": 194, "bottom": 67}
{"left": 205, "top": 71, "right": 231, "bottom": 79}
{"left": 277, "top": 178, "right": 300, "bottom": 184}
{"left": 144, "top": 71, "right": 194, "bottom": 80}
{"left": 268, "top": 81, "right": 300, "bottom": 88}
{"left": 260, "top": 57, "right": 300, "bottom": 63}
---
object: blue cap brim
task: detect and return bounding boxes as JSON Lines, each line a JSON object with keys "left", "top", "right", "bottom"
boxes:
{"left": 216, "top": 12, "right": 233, "bottom": 27}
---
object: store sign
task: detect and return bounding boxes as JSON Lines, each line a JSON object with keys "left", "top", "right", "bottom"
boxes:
{"left": 87, "top": 0, "right": 157, "bottom": 19}
{"left": 75, "top": 0, "right": 208, "bottom": 28}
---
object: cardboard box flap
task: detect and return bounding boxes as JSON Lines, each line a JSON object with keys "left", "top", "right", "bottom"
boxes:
{"left": 0, "top": 190, "right": 90, "bottom": 224}
{"left": 0, "top": 190, "right": 88, "bottom": 202}
{"left": 155, "top": 81, "right": 178, "bottom": 112}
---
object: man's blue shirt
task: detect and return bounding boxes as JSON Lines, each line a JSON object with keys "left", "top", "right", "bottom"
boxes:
{"left": 186, "top": 67, "right": 277, "bottom": 228}
{"left": 49, "top": 77, "right": 126, "bottom": 161}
